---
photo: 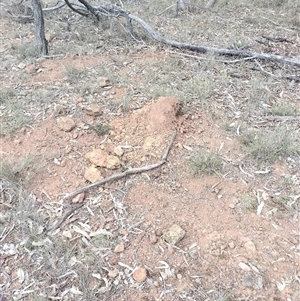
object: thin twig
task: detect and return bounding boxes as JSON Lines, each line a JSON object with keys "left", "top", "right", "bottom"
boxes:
{"left": 173, "top": 51, "right": 257, "bottom": 64}
{"left": 63, "top": 131, "right": 177, "bottom": 201}
{"left": 47, "top": 202, "right": 84, "bottom": 232}
{"left": 157, "top": 4, "right": 175, "bottom": 16}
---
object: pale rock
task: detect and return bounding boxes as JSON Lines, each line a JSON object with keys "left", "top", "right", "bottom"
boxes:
{"left": 114, "top": 242, "right": 124, "bottom": 253}
{"left": 143, "top": 136, "right": 156, "bottom": 150}
{"left": 85, "top": 149, "right": 120, "bottom": 169}
{"left": 242, "top": 271, "right": 263, "bottom": 290}
{"left": 100, "top": 199, "right": 114, "bottom": 213}
{"left": 163, "top": 224, "right": 185, "bottom": 245}
{"left": 133, "top": 267, "right": 147, "bottom": 282}
{"left": 108, "top": 256, "right": 118, "bottom": 265}
{"left": 85, "top": 149, "right": 107, "bottom": 167}
{"left": 57, "top": 116, "right": 76, "bottom": 132}
{"left": 84, "top": 166, "right": 102, "bottom": 183}
{"left": 114, "top": 146, "right": 124, "bottom": 157}
{"left": 108, "top": 268, "right": 119, "bottom": 278}
{"left": 228, "top": 241, "right": 235, "bottom": 249}
{"left": 149, "top": 233, "right": 157, "bottom": 244}
{"left": 99, "top": 77, "right": 112, "bottom": 88}
{"left": 25, "top": 64, "right": 37, "bottom": 74}
{"left": 106, "top": 155, "right": 121, "bottom": 169}
{"left": 18, "top": 62, "right": 26, "bottom": 69}
{"left": 71, "top": 192, "right": 85, "bottom": 204}
{"left": 85, "top": 104, "right": 102, "bottom": 117}
{"left": 244, "top": 240, "right": 256, "bottom": 256}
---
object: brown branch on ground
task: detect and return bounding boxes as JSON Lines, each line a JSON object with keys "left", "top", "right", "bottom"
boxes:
{"left": 47, "top": 131, "right": 176, "bottom": 232}
{"left": 47, "top": 202, "right": 84, "bottom": 232}
{"left": 59, "top": 3, "right": 299, "bottom": 67}
{"left": 63, "top": 131, "right": 177, "bottom": 201}
{"left": 127, "top": 14, "right": 300, "bottom": 68}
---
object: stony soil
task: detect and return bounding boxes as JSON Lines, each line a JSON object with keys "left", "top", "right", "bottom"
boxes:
{"left": 0, "top": 1, "right": 300, "bottom": 300}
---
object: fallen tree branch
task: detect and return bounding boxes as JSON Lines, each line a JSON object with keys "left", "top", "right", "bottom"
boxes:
{"left": 128, "top": 14, "right": 300, "bottom": 68}
{"left": 63, "top": 131, "right": 177, "bottom": 201}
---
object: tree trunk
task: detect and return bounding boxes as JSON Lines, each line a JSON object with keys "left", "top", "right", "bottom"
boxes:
{"left": 31, "top": 0, "right": 48, "bottom": 55}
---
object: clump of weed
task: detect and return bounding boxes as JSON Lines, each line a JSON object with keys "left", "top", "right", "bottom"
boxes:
{"left": 241, "top": 126, "right": 299, "bottom": 163}
{"left": 239, "top": 194, "right": 257, "bottom": 212}
{"left": 189, "top": 151, "right": 223, "bottom": 176}
{"left": 268, "top": 104, "right": 298, "bottom": 116}
{"left": 0, "top": 101, "right": 30, "bottom": 136}
{"left": 0, "top": 87, "right": 15, "bottom": 104}
{"left": 64, "top": 65, "right": 85, "bottom": 82}
{"left": 0, "top": 155, "right": 37, "bottom": 187}
{"left": 0, "top": 88, "right": 30, "bottom": 136}
{"left": 90, "top": 123, "right": 110, "bottom": 136}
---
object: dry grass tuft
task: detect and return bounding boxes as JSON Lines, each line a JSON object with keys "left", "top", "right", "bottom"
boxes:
{"left": 241, "top": 126, "right": 299, "bottom": 163}
{"left": 189, "top": 151, "right": 223, "bottom": 176}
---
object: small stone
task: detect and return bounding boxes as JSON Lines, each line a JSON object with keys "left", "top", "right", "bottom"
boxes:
{"left": 57, "top": 116, "right": 76, "bottom": 132}
{"left": 119, "top": 229, "right": 128, "bottom": 236}
{"left": 18, "top": 62, "right": 26, "bottom": 69}
{"left": 244, "top": 241, "right": 256, "bottom": 256}
{"left": 114, "top": 242, "right": 125, "bottom": 253}
{"left": 84, "top": 166, "right": 102, "bottom": 183}
{"left": 72, "top": 132, "right": 78, "bottom": 139}
{"left": 153, "top": 281, "right": 159, "bottom": 287}
{"left": 71, "top": 192, "right": 85, "bottom": 204}
{"left": 108, "top": 268, "right": 119, "bottom": 278}
{"left": 85, "top": 149, "right": 120, "bottom": 169}
{"left": 239, "top": 262, "right": 251, "bottom": 271}
{"left": 132, "top": 267, "right": 147, "bottom": 282}
{"left": 167, "top": 244, "right": 175, "bottom": 254}
{"left": 242, "top": 271, "right": 263, "bottom": 290}
{"left": 14, "top": 139, "right": 21, "bottom": 144}
{"left": 100, "top": 199, "right": 114, "bottom": 213}
{"left": 156, "top": 229, "right": 163, "bottom": 237}
{"left": 106, "top": 155, "right": 121, "bottom": 169}
{"left": 228, "top": 203, "right": 235, "bottom": 209}
{"left": 85, "top": 104, "right": 102, "bottom": 117}
{"left": 25, "top": 64, "right": 37, "bottom": 74}
{"left": 177, "top": 273, "right": 182, "bottom": 280}
{"left": 163, "top": 224, "right": 186, "bottom": 245}
{"left": 149, "top": 233, "right": 157, "bottom": 244}
{"left": 143, "top": 136, "right": 156, "bottom": 150}
{"left": 60, "top": 159, "right": 66, "bottom": 167}
{"left": 114, "top": 146, "right": 124, "bottom": 157}
{"left": 85, "top": 149, "right": 107, "bottom": 167}
{"left": 108, "top": 256, "right": 118, "bottom": 266}
{"left": 99, "top": 77, "right": 112, "bottom": 88}
{"left": 228, "top": 241, "right": 235, "bottom": 249}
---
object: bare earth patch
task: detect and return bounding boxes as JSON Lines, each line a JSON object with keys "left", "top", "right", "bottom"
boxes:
{"left": 0, "top": 1, "right": 300, "bottom": 300}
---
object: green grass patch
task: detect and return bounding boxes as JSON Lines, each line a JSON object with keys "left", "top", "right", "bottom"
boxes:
{"left": 241, "top": 127, "right": 299, "bottom": 163}
{"left": 90, "top": 123, "right": 110, "bottom": 136}
{"left": 189, "top": 151, "right": 223, "bottom": 176}
{"left": 0, "top": 88, "right": 30, "bottom": 136}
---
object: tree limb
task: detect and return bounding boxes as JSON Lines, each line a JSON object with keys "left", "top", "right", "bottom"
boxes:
{"left": 128, "top": 14, "right": 300, "bottom": 68}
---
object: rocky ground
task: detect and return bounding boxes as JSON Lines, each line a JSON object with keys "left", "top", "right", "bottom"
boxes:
{"left": 0, "top": 1, "right": 300, "bottom": 300}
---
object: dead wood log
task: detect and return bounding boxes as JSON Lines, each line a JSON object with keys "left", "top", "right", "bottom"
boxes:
{"left": 128, "top": 14, "right": 300, "bottom": 68}
{"left": 78, "top": 3, "right": 300, "bottom": 68}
